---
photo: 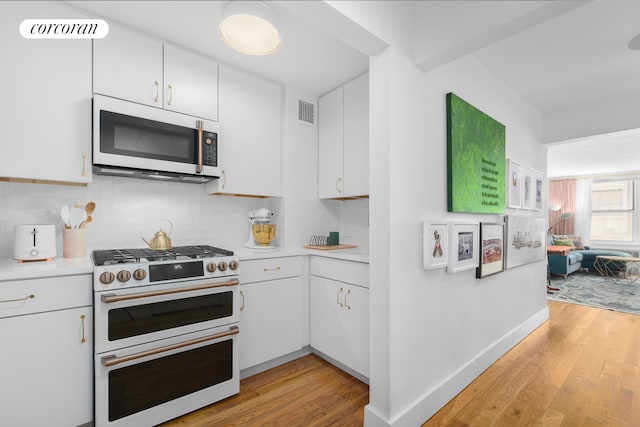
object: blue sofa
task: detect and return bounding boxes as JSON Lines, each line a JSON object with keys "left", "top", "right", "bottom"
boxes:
{"left": 548, "top": 246, "right": 632, "bottom": 279}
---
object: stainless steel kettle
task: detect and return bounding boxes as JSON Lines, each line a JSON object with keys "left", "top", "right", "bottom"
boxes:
{"left": 142, "top": 229, "right": 172, "bottom": 250}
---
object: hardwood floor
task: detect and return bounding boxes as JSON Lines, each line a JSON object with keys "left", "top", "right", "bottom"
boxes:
{"left": 162, "top": 300, "right": 640, "bottom": 426}
{"left": 161, "top": 353, "right": 369, "bottom": 426}
{"left": 423, "top": 300, "right": 640, "bottom": 426}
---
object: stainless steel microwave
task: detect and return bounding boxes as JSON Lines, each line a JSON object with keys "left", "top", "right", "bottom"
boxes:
{"left": 93, "top": 95, "right": 220, "bottom": 183}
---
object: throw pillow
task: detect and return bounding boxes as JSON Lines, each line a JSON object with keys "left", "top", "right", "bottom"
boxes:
{"left": 571, "top": 236, "right": 585, "bottom": 250}
{"left": 553, "top": 238, "right": 575, "bottom": 247}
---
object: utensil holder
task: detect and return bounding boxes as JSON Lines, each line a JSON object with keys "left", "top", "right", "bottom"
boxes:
{"left": 63, "top": 228, "right": 86, "bottom": 258}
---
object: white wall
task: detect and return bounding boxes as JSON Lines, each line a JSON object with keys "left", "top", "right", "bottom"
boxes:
{"left": 327, "top": 5, "right": 549, "bottom": 426}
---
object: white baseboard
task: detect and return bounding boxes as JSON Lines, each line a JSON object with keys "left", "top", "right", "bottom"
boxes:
{"left": 364, "top": 306, "right": 549, "bottom": 427}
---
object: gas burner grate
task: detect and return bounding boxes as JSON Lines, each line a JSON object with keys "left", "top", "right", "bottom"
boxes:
{"left": 92, "top": 245, "right": 234, "bottom": 266}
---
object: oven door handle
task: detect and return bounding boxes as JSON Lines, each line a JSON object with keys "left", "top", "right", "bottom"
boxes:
{"left": 100, "top": 278, "right": 239, "bottom": 303}
{"left": 101, "top": 325, "right": 239, "bottom": 367}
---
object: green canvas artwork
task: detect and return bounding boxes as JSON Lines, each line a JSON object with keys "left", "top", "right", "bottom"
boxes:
{"left": 446, "top": 93, "right": 506, "bottom": 213}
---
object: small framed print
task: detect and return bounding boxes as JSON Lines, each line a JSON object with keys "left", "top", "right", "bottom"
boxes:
{"left": 447, "top": 222, "right": 479, "bottom": 273}
{"left": 534, "top": 170, "right": 544, "bottom": 210}
{"left": 476, "top": 222, "right": 505, "bottom": 278}
{"left": 423, "top": 221, "right": 448, "bottom": 269}
{"left": 521, "top": 166, "right": 535, "bottom": 210}
{"left": 507, "top": 159, "right": 522, "bottom": 209}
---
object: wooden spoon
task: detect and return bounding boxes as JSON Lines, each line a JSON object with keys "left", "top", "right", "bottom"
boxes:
{"left": 85, "top": 201, "right": 96, "bottom": 216}
{"left": 80, "top": 216, "right": 93, "bottom": 229}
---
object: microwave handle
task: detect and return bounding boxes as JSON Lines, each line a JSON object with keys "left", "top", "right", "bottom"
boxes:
{"left": 196, "top": 120, "right": 203, "bottom": 174}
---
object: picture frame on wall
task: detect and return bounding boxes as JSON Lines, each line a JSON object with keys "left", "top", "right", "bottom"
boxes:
{"left": 534, "top": 170, "right": 544, "bottom": 210}
{"left": 476, "top": 222, "right": 505, "bottom": 278}
{"left": 447, "top": 222, "right": 479, "bottom": 273}
{"left": 507, "top": 159, "right": 522, "bottom": 209}
{"left": 423, "top": 221, "right": 449, "bottom": 269}
{"left": 504, "top": 215, "right": 546, "bottom": 270}
{"left": 521, "top": 166, "right": 535, "bottom": 210}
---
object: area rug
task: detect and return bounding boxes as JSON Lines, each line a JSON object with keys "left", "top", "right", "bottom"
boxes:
{"left": 548, "top": 271, "right": 640, "bottom": 316}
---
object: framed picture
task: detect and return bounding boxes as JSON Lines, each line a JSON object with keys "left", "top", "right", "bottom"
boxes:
{"left": 476, "top": 222, "right": 505, "bottom": 278}
{"left": 521, "top": 166, "right": 535, "bottom": 210}
{"left": 446, "top": 93, "right": 505, "bottom": 214}
{"left": 423, "top": 222, "right": 449, "bottom": 269}
{"left": 534, "top": 170, "right": 544, "bottom": 210}
{"left": 507, "top": 159, "right": 521, "bottom": 208}
{"left": 504, "top": 215, "right": 546, "bottom": 269}
{"left": 447, "top": 222, "right": 479, "bottom": 273}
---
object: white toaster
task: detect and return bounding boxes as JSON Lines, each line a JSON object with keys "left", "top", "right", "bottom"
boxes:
{"left": 13, "top": 224, "right": 56, "bottom": 261}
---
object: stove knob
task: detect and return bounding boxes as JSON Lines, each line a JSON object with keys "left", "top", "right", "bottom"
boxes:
{"left": 133, "top": 269, "right": 147, "bottom": 281}
{"left": 117, "top": 270, "right": 132, "bottom": 282}
{"left": 207, "top": 262, "right": 217, "bottom": 273}
{"left": 229, "top": 260, "right": 238, "bottom": 271}
{"left": 100, "top": 271, "right": 115, "bottom": 284}
{"left": 218, "top": 261, "right": 228, "bottom": 272}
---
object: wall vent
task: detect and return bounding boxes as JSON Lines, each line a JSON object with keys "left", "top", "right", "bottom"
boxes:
{"left": 298, "top": 99, "right": 315, "bottom": 125}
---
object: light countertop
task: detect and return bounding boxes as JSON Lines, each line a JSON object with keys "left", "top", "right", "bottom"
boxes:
{"left": 0, "top": 257, "right": 94, "bottom": 282}
{"left": 235, "top": 246, "right": 369, "bottom": 263}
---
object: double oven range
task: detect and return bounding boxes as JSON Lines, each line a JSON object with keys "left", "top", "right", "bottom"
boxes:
{"left": 92, "top": 245, "right": 240, "bottom": 427}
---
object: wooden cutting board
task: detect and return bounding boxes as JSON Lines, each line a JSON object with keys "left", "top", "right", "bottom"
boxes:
{"left": 303, "top": 244, "right": 358, "bottom": 250}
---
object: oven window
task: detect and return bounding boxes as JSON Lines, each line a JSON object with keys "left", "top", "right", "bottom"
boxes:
{"left": 108, "top": 339, "right": 233, "bottom": 421}
{"left": 108, "top": 292, "right": 233, "bottom": 341}
{"left": 100, "top": 110, "right": 197, "bottom": 164}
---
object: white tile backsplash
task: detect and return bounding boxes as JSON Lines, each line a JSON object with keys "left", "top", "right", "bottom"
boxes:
{"left": 0, "top": 175, "right": 282, "bottom": 259}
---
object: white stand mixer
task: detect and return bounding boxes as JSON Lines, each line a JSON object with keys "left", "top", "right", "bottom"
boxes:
{"left": 244, "top": 208, "right": 276, "bottom": 249}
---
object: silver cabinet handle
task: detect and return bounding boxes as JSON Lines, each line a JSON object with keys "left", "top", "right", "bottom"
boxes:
{"left": 221, "top": 170, "right": 226, "bottom": 189}
{"left": 154, "top": 81, "right": 159, "bottom": 103}
{"left": 263, "top": 267, "right": 281, "bottom": 272}
{"left": 101, "top": 326, "right": 239, "bottom": 367}
{"left": 167, "top": 84, "right": 173, "bottom": 105}
{"left": 240, "top": 290, "right": 245, "bottom": 311}
{"left": 0, "top": 294, "right": 34, "bottom": 304}
{"left": 101, "top": 279, "right": 239, "bottom": 303}
{"left": 336, "top": 177, "right": 343, "bottom": 194}
{"left": 81, "top": 152, "right": 86, "bottom": 177}
{"left": 337, "top": 287, "right": 343, "bottom": 307}
{"left": 344, "top": 289, "right": 351, "bottom": 310}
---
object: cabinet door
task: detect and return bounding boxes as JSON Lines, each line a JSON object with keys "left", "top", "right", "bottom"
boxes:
{"left": 207, "top": 66, "right": 282, "bottom": 197}
{"left": 0, "top": 2, "right": 91, "bottom": 184}
{"left": 343, "top": 73, "right": 369, "bottom": 197}
{"left": 310, "top": 276, "right": 369, "bottom": 377}
{"left": 163, "top": 44, "right": 219, "bottom": 120}
{"left": 93, "top": 23, "right": 163, "bottom": 107}
{"left": 318, "top": 87, "right": 344, "bottom": 198}
{"left": 239, "top": 277, "right": 303, "bottom": 370}
{"left": 0, "top": 306, "right": 92, "bottom": 426}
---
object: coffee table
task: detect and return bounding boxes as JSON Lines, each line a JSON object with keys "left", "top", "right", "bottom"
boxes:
{"left": 594, "top": 255, "right": 640, "bottom": 284}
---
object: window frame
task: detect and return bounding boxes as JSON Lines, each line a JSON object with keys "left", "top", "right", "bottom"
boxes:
{"left": 588, "top": 178, "right": 640, "bottom": 247}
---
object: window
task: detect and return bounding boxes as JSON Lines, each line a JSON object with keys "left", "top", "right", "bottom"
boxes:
{"left": 590, "top": 180, "right": 634, "bottom": 242}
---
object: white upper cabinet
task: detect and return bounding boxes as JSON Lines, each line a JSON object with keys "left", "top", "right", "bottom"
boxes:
{"left": 206, "top": 65, "right": 283, "bottom": 197}
{"left": 0, "top": 2, "right": 91, "bottom": 185}
{"left": 318, "top": 72, "right": 369, "bottom": 199}
{"left": 93, "top": 23, "right": 218, "bottom": 121}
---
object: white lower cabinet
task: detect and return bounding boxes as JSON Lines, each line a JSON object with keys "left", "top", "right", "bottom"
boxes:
{"left": 310, "top": 257, "right": 369, "bottom": 378}
{"left": 239, "top": 257, "right": 304, "bottom": 370}
{"left": 0, "top": 275, "right": 92, "bottom": 427}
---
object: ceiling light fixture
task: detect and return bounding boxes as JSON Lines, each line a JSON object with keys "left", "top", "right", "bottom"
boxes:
{"left": 219, "top": 0, "right": 281, "bottom": 55}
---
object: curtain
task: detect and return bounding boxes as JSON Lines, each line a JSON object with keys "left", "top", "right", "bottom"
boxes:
{"left": 574, "top": 178, "right": 593, "bottom": 246}
{"left": 548, "top": 179, "right": 576, "bottom": 235}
